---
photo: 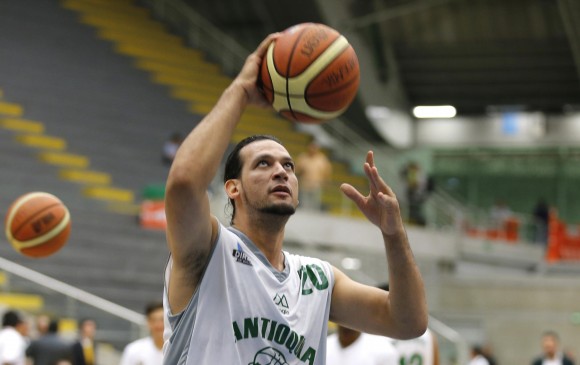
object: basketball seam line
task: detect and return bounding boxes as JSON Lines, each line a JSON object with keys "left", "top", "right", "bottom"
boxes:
{"left": 12, "top": 209, "right": 70, "bottom": 250}
{"left": 285, "top": 26, "right": 310, "bottom": 121}
{"left": 11, "top": 202, "right": 62, "bottom": 239}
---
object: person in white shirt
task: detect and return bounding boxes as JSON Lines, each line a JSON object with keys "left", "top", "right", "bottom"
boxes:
{"left": 120, "top": 301, "right": 164, "bottom": 365}
{"left": 327, "top": 325, "right": 399, "bottom": 365}
{"left": 0, "top": 310, "right": 28, "bottom": 365}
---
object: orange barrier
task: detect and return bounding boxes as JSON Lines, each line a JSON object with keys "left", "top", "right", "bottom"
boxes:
{"left": 139, "top": 200, "right": 166, "bottom": 230}
{"left": 545, "top": 210, "right": 580, "bottom": 262}
{"left": 466, "top": 217, "right": 520, "bottom": 243}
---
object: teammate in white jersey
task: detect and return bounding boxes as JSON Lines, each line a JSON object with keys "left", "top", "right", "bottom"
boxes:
{"left": 120, "top": 301, "right": 164, "bottom": 365}
{"left": 326, "top": 325, "right": 399, "bottom": 364}
{"left": 391, "top": 329, "right": 439, "bottom": 365}
{"left": 163, "top": 33, "right": 428, "bottom": 364}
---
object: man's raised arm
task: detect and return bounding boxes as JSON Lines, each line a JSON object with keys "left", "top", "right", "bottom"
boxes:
{"left": 164, "top": 34, "right": 278, "bottom": 313}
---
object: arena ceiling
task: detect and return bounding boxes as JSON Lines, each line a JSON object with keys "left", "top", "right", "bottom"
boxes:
{"left": 182, "top": 0, "right": 580, "bottom": 141}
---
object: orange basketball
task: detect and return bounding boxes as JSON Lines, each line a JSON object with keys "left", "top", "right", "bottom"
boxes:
{"left": 260, "top": 23, "right": 360, "bottom": 123}
{"left": 4, "top": 192, "right": 71, "bottom": 258}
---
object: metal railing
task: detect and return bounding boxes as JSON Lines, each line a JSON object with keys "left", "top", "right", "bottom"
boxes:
{"left": 0, "top": 256, "right": 145, "bottom": 346}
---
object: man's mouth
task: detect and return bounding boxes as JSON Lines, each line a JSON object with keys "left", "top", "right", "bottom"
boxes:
{"left": 271, "top": 186, "right": 291, "bottom": 196}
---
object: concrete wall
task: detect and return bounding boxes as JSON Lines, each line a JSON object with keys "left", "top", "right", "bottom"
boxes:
{"left": 432, "top": 274, "right": 580, "bottom": 365}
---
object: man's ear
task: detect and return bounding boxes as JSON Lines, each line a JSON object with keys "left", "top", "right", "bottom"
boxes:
{"left": 225, "top": 179, "right": 239, "bottom": 199}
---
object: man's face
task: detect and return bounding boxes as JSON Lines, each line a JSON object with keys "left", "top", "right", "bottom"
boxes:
{"left": 147, "top": 308, "right": 164, "bottom": 340}
{"left": 233, "top": 140, "right": 299, "bottom": 216}
{"left": 542, "top": 335, "right": 558, "bottom": 357}
{"left": 82, "top": 320, "right": 96, "bottom": 339}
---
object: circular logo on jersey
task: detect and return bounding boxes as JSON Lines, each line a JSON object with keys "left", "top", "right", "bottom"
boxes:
{"left": 248, "top": 346, "right": 288, "bottom": 365}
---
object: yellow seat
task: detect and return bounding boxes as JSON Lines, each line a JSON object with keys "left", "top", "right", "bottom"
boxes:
{"left": 83, "top": 186, "right": 134, "bottom": 203}
{"left": 39, "top": 152, "right": 90, "bottom": 168}
{"left": 59, "top": 169, "right": 112, "bottom": 185}
{"left": 0, "top": 118, "right": 44, "bottom": 133}
{"left": 0, "top": 293, "right": 44, "bottom": 311}
{"left": 0, "top": 102, "right": 23, "bottom": 117}
{"left": 16, "top": 134, "right": 66, "bottom": 150}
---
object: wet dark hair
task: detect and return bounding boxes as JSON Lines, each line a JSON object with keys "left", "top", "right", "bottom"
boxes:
{"left": 223, "top": 134, "right": 283, "bottom": 225}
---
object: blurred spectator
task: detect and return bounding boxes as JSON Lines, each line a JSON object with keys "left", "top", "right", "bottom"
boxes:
{"left": 531, "top": 331, "right": 575, "bottom": 365}
{"left": 34, "top": 314, "right": 51, "bottom": 339}
{"left": 326, "top": 324, "right": 399, "bottom": 364}
{"left": 400, "top": 161, "right": 427, "bottom": 225}
{"left": 71, "top": 318, "right": 97, "bottom": 365}
{"left": 119, "top": 301, "right": 163, "bottom": 365}
{"left": 0, "top": 310, "right": 28, "bottom": 365}
{"left": 532, "top": 198, "right": 550, "bottom": 246}
{"left": 162, "top": 132, "right": 183, "bottom": 166}
{"left": 468, "top": 346, "right": 490, "bottom": 365}
{"left": 489, "top": 199, "right": 512, "bottom": 230}
{"left": 26, "top": 319, "right": 73, "bottom": 365}
{"left": 482, "top": 344, "right": 498, "bottom": 365}
{"left": 295, "top": 140, "right": 332, "bottom": 211}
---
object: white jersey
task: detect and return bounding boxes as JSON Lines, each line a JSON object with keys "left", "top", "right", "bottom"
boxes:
{"left": 391, "top": 329, "right": 435, "bottom": 365}
{"left": 120, "top": 337, "right": 163, "bottom": 365}
{"left": 0, "top": 327, "right": 26, "bottom": 365}
{"left": 326, "top": 332, "right": 399, "bottom": 365}
{"left": 163, "top": 224, "right": 335, "bottom": 365}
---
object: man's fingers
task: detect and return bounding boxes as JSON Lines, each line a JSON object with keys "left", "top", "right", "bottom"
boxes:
{"left": 340, "top": 183, "right": 365, "bottom": 207}
{"left": 254, "top": 33, "right": 281, "bottom": 58}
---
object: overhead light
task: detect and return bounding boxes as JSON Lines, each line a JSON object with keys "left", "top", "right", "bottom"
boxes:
{"left": 412, "top": 105, "right": 456, "bottom": 119}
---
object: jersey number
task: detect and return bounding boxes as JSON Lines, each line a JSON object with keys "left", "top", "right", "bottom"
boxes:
{"left": 298, "top": 264, "right": 328, "bottom": 295}
{"left": 400, "top": 353, "right": 423, "bottom": 365}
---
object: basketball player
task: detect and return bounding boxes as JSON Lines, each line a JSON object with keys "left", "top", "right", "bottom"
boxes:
{"left": 379, "top": 283, "right": 439, "bottom": 365}
{"left": 162, "top": 33, "right": 427, "bottom": 364}
{"left": 391, "top": 329, "right": 439, "bottom": 365}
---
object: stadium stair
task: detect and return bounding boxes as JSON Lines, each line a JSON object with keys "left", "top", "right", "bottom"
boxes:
{"left": 0, "top": 97, "right": 138, "bottom": 213}
{"left": 61, "top": 0, "right": 367, "bottom": 215}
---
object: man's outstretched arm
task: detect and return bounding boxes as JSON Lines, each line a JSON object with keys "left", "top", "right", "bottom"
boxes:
{"left": 330, "top": 151, "right": 428, "bottom": 339}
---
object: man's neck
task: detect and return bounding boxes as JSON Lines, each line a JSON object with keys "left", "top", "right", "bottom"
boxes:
{"left": 234, "top": 220, "right": 287, "bottom": 271}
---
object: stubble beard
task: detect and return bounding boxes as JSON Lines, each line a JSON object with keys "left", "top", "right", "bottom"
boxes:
{"left": 259, "top": 203, "right": 296, "bottom": 216}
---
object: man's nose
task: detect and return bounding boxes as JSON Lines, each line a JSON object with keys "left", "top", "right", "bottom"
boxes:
{"left": 273, "top": 162, "right": 289, "bottom": 179}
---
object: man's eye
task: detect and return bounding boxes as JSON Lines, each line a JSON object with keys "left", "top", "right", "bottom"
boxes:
{"left": 284, "top": 162, "right": 295, "bottom": 170}
{"left": 257, "top": 160, "right": 268, "bottom": 166}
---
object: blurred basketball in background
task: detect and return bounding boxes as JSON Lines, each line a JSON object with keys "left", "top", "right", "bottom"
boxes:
{"left": 5, "top": 192, "right": 71, "bottom": 258}
{"left": 260, "top": 23, "right": 360, "bottom": 123}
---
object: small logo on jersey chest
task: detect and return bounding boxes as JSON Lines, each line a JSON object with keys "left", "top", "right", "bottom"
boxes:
{"left": 273, "top": 293, "right": 289, "bottom": 315}
{"left": 232, "top": 243, "right": 252, "bottom": 266}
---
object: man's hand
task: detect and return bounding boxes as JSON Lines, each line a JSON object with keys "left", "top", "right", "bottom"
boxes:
{"left": 232, "top": 33, "right": 280, "bottom": 107}
{"left": 340, "top": 151, "right": 404, "bottom": 236}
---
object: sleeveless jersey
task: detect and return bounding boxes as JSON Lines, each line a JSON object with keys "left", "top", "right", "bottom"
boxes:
{"left": 391, "top": 329, "right": 435, "bottom": 365}
{"left": 163, "top": 223, "right": 335, "bottom": 365}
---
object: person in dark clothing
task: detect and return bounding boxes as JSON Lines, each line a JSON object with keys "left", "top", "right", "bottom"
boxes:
{"left": 533, "top": 198, "right": 550, "bottom": 246}
{"left": 531, "top": 331, "right": 575, "bottom": 365}
{"left": 70, "top": 318, "right": 96, "bottom": 365}
{"left": 26, "top": 319, "right": 73, "bottom": 365}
